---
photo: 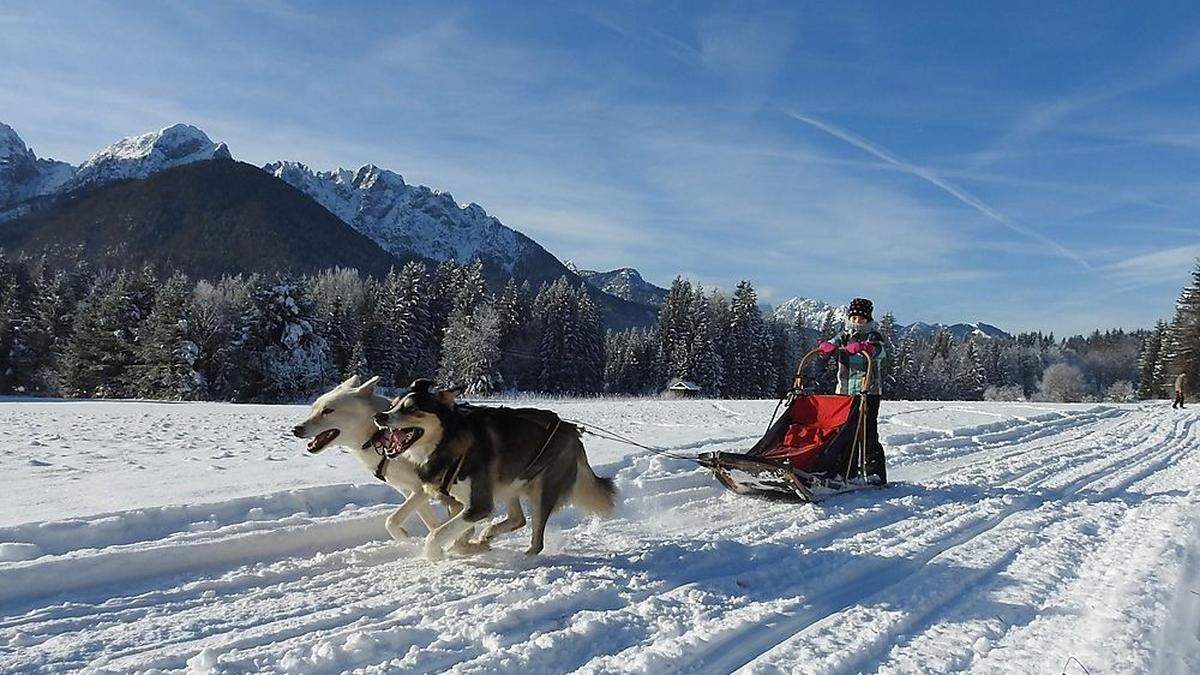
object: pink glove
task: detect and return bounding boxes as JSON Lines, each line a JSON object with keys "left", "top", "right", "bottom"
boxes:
{"left": 818, "top": 341, "right": 836, "bottom": 354}
{"left": 844, "top": 341, "right": 863, "bottom": 355}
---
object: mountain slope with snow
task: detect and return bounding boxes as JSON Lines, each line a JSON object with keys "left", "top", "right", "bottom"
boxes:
{"left": 771, "top": 296, "right": 846, "bottom": 329}
{"left": 772, "top": 296, "right": 1011, "bottom": 339}
{"left": 0, "top": 123, "right": 230, "bottom": 223}
{"left": 0, "top": 398, "right": 1195, "bottom": 673}
{"left": 70, "top": 123, "right": 230, "bottom": 190}
{"left": 264, "top": 161, "right": 658, "bottom": 328}
{"left": 571, "top": 265, "right": 668, "bottom": 307}
{"left": 265, "top": 162, "right": 535, "bottom": 275}
{"left": 904, "top": 321, "right": 1011, "bottom": 341}
{"left": 0, "top": 123, "right": 75, "bottom": 220}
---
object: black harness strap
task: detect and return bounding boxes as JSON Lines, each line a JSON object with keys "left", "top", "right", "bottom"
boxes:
{"left": 374, "top": 456, "right": 389, "bottom": 481}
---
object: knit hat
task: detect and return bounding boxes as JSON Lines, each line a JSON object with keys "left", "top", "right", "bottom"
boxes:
{"left": 847, "top": 297, "right": 873, "bottom": 320}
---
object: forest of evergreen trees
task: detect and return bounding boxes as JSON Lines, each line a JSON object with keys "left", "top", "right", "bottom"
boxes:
{"left": 0, "top": 247, "right": 1184, "bottom": 404}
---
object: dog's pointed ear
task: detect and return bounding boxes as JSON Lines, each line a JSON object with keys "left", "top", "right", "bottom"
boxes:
{"left": 354, "top": 375, "right": 380, "bottom": 398}
{"left": 438, "top": 384, "right": 465, "bottom": 405}
{"left": 409, "top": 378, "right": 434, "bottom": 395}
{"left": 341, "top": 374, "right": 362, "bottom": 389}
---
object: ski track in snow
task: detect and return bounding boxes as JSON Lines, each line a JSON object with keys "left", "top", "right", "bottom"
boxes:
{"left": 0, "top": 399, "right": 1197, "bottom": 673}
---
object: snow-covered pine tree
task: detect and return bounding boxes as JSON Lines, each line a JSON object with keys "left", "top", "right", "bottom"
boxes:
{"left": 131, "top": 272, "right": 199, "bottom": 400}
{"left": 1136, "top": 321, "right": 1167, "bottom": 399}
{"left": 1164, "top": 261, "right": 1200, "bottom": 395}
{"left": 603, "top": 329, "right": 629, "bottom": 394}
{"left": 636, "top": 327, "right": 665, "bottom": 394}
{"left": 572, "top": 287, "right": 605, "bottom": 394}
{"left": 227, "top": 278, "right": 330, "bottom": 402}
{"left": 363, "top": 268, "right": 403, "bottom": 385}
{"left": 495, "top": 278, "right": 535, "bottom": 388}
{"left": 61, "top": 271, "right": 141, "bottom": 398}
{"left": 392, "top": 261, "right": 438, "bottom": 384}
{"left": 658, "top": 276, "right": 693, "bottom": 367}
{"left": 307, "top": 268, "right": 368, "bottom": 378}
{"left": 428, "top": 259, "right": 462, "bottom": 368}
{"left": 876, "top": 312, "right": 899, "bottom": 398}
{"left": 453, "top": 259, "right": 487, "bottom": 315}
{"left": 722, "top": 280, "right": 767, "bottom": 398}
{"left": 687, "top": 286, "right": 724, "bottom": 395}
{"left": 10, "top": 260, "right": 79, "bottom": 394}
{"left": 438, "top": 301, "right": 503, "bottom": 394}
{"left": 952, "top": 339, "right": 987, "bottom": 400}
{"left": 189, "top": 275, "right": 255, "bottom": 400}
{"left": 533, "top": 277, "right": 577, "bottom": 393}
{"left": 344, "top": 338, "right": 370, "bottom": 381}
{"left": 0, "top": 251, "right": 29, "bottom": 393}
{"left": 892, "top": 333, "right": 920, "bottom": 400}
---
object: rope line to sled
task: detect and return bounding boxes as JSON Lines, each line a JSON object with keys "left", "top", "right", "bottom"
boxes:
{"left": 560, "top": 417, "right": 702, "bottom": 464}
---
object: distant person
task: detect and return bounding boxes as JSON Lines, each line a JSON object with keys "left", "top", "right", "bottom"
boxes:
{"left": 819, "top": 297, "right": 888, "bottom": 484}
{"left": 1174, "top": 372, "right": 1187, "bottom": 409}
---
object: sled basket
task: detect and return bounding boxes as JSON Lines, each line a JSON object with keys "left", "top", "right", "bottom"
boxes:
{"left": 699, "top": 347, "right": 878, "bottom": 503}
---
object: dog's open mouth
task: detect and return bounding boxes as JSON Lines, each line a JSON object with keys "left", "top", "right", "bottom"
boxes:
{"left": 307, "top": 429, "right": 339, "bottom": 453}
{"left": 364, "top": 426, "right": 423, "bottom": 457}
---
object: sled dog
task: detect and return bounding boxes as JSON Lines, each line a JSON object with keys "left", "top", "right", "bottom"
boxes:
{"left": 292, "top": 375, "right": 454, "bottom": 545}
{"left": 374, "top": 379, "right": 617, "bottom": 559}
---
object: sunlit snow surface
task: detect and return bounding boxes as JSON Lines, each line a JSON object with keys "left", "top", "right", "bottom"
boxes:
{"left": 1, "top": 397, "right": 1197, "bottom": 674}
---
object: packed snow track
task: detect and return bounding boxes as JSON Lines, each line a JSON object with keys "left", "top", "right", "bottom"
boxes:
{"left": 1, "top": 399, "right": 1198, "bottom": 673}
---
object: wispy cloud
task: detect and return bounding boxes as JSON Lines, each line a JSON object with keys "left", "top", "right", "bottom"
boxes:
{"left": 784, "top": 111, "right": 1091, "bottom": 269}
{"left": 1108, "top": 243, "right": 1200, "bottom": 287}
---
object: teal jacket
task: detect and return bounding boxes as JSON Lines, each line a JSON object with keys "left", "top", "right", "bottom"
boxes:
{"left": 832, "top": 328, "right": 887, "bottom": 395}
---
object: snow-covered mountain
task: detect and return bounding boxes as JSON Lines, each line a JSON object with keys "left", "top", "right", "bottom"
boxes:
{"left": 0, "top": 123, "right": 75, "bottom": 220}
{"left": 264, "top": 162, "right": 535, "bottom": 274}
{"left": 771, "top": 295, "right": 1011, "bottom": 339}
{"left": 569, "top": 264, "right": 668, "bottom": 307}
{"left": 771, "top": 296, "right": 847, "bottom": 329}
{"left": 903, "top": 321, "right": 1010, "bottom": 341}
{"left": 70, "top": 124, "right": 230, "bottom": 190}
{"left": 0, "top": 123, "right": 230, "bottom": 222}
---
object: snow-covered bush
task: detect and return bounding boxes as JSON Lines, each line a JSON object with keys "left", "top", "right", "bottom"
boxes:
{"left": 983, "top": 384, "right": 1025, "bottom": 401}
{"left": 1105, "top": 380, "right": 1137, "bottom": 402}
{"left": 1037, "top": 363, "right": 1089, "bottom": 402}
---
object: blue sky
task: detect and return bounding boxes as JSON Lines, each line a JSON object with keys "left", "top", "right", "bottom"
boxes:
{"left": 3, "top": 1, "right": 1199, "bottom": 335}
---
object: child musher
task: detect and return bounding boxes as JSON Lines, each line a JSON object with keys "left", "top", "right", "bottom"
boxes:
{"left": 818, "top": 297, "right": 888, "bottom": 484}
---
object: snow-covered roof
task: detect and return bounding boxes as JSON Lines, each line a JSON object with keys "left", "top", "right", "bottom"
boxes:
{"left": 666, "top": 379, "right": 702, "bottom": 391}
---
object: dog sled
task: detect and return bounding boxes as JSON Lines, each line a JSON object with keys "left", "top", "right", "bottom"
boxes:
{"left": 698, "top": 346, "right": 883, "bottom": 503}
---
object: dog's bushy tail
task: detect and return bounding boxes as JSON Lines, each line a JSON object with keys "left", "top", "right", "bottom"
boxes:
{"left": 572, "top": 450, "right": 617, "bottom": 517}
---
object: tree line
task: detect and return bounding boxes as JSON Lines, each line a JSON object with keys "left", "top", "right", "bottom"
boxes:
{"left": 0, "top": 250, "right": 1151, "bottom": 402}
{"left": 1137, "top": 261, "right": 1200, "bottom": 401}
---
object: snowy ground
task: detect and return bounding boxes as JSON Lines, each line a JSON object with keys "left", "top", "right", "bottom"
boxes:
{"left": 1, "top": 397, "right": 1198, "bottom": 674}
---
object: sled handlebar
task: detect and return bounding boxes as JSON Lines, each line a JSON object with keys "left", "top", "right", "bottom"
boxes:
{"left": 791, "top": 345, "right": 874, "bottom": 395}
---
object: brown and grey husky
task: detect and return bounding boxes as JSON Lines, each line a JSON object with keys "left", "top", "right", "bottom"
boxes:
{"left": 373, "top": 379, "right": 617, "bottom": 559}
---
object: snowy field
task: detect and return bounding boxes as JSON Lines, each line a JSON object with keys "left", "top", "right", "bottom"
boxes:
{"left": 1, "top": 397, "right": 1198, "bottom": 674}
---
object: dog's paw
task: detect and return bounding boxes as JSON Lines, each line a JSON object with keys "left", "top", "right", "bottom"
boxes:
{"left": 450, "top": 539, "right": 491, "bottom": 555}
{"left": 387, "top": 525, "right": 411, "bottom": 541}
{"left": 423, "top": 536, "right": 445, "bottom": 561}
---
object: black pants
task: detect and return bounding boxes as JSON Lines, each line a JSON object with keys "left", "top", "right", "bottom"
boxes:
{"left": 864, "top": 394, "right": 887, "bottom": 483}
{"left": 1174, "top": 391, "right": 1186, "bottom": 408}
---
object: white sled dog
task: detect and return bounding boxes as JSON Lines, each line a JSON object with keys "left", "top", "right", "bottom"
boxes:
{"left": 292, "top": 374, "right": 455, "bottom": 545}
